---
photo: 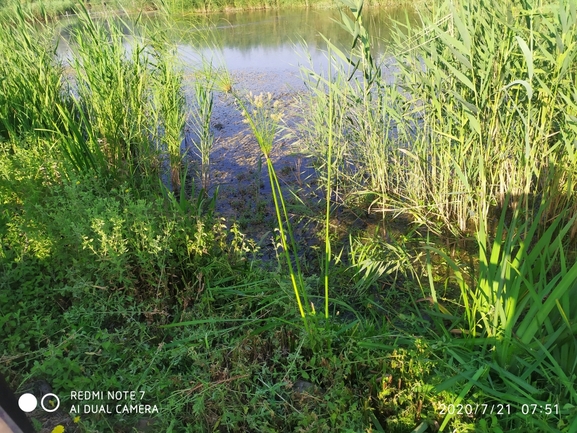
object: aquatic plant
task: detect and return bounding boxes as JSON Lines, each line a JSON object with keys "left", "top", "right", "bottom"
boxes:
{"left": 303, "top": 0, "right": 577, "bottom": 238}
{"left": 301, "top": 0, "right": 577, "bottom": 427}
{"left": 69, "top": 8, "right": 157, "bottom": 178}
{"left": 0, "top": 7, "right": 64, "bottom": 141}
{"left": 191, "top": 80, "right": 215, "bottom": 193}
{"left": 2, "top": 2, "right": 575, "bottom": 431}
{"left": 234, "top": 91, "right": 313, "bottom": 331}
{"left": 151, "top": 39, "right": 187, "bottom": 193}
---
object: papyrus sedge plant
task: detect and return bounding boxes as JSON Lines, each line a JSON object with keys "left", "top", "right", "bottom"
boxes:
{"left": 234, "top": 91, "right": 314, "bottom": 331}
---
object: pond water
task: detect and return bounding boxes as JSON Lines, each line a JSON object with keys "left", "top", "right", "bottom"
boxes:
{"left": 56, "top": 6, "right": 418, "bottom": 244}
{"left": 58, "top": 6, "right": 418, "bottom": 74}
{"left": 169, "top": 6, "right": 418, "bottom": 73}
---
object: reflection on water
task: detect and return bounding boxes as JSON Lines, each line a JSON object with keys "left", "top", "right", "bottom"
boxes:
{"left": 171, "top": 7, "right": 418, "bottom": 71}
{"left": 56, "top": 6, "right": 418, "bottom": 73}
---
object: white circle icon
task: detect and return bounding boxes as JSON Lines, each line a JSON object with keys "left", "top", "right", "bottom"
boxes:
{"left": 40, "top": 393, "right": 60, "bottom": 413}
{"left": 18, "top": 393, "right": 38, "bottom": 413}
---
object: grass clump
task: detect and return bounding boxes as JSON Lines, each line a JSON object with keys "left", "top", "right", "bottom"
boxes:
{"left": 63, "top": 8, "right": 188, "bottom": 187}
{"left": 1, "top": 144, "right": 451, "bottom": 432}
{"left": 191, "top": 78, "right": 215, "bottom": 193}
{"left": 0, "top": 8, "right": 64, "bottom": 140}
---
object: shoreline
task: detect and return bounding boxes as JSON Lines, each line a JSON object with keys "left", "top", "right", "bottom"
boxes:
{"left": 0, "top": 0, "right": 418, "bottom": 21}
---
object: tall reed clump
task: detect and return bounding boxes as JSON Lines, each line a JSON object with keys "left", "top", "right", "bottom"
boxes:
{"left": 302, "top": 0, "right": 577, "bottom": 237}
{"left": 67, "top": 8, "right": 162, "bottom": 180}
{"left": 392, "top": 0, "right": 577, "bottom": 235}
{"left": 150, "top": 39, "right": 187, "bottom": 193}
{"left": 191, "top": 79, "right": 215, "bottom": 193}
{"left": 0, "top": 6, "right": 188, "bottom": 186}
{"left": 52, "top": 7, "right": 188, "bottom": 187}
{"left": 300, "top": 0, "right": 419, "bottom": 228}
{"left": 0, "top": 7, "right": 64, "bottom": 142}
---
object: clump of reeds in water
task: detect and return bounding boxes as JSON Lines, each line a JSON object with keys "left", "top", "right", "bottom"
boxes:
{"left": 151, "top": 41, "right": 187, "bottom": 193}
{"left": 191, "top": 80, "right": 215, "bottom": 194}
{"left": 0, "top": 7, "right": 65, "bottom": 141}
{"left": 2, "top": 5, "right": 189, "bottom": 188}
{"left": 302, "top": 0, "right": 577, "bottom": 237}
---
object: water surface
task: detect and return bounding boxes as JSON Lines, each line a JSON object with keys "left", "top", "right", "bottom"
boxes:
{"left": 164, "top": 6, "right": 418, "bottom": 73}
{"left": 55, "top": 6, "right": 418, "bottom": 241}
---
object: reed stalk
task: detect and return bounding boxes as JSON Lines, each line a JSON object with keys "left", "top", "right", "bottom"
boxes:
{"left": 322, "top": 53, "right": 334, "bottom": 320}
{"left": 191, "top": 80, "right": 215, "bottom": 193}
{"left": 151, "top": 43, "right": 186, "bottom": 193}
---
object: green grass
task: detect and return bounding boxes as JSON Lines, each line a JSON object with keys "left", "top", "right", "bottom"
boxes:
{"left": 190, "top": 69, "right": 216, "bottom": 193}
{"left": 300, "top": 0, "right": 577, "bottom": 429}
{"left": 0, "top": 1, "right": 576, "bottom": 432}
{"left": 0, "top": 8, "right": 64, "bottom": 139}
{"left": 0, "top": 147, "right": 468, "bottom": 431}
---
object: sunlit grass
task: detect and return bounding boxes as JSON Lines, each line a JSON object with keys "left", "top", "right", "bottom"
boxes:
{"left": 301, "top": 0, "right": 577, "bottom": 428}
{"left": 191, "top": 79, "right": 215, "bottom": 193}
{"left": 302, "top": 0, "right": 577, "bottom": 237}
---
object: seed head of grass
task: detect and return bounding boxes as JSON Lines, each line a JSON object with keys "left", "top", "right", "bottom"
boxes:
{"left": 236, "top": 92, "right": 283, "bottom": 157}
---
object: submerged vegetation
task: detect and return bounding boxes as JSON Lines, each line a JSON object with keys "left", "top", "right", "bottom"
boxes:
{"left": 1, "top": 0, "right": 577, "bottom": 432}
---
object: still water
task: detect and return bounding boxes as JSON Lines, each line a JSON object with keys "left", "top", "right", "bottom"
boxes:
{"left": 155, "top": 7, "right": 416, "bottom": 74}
{"left": 55, "top": 6, "right": 418, "bottom": 231}
{"left": 171, "top": 7, "right": 417, "bottom": 73}
{"left": 57, "top": 6, "right": 417, "bottom": 76}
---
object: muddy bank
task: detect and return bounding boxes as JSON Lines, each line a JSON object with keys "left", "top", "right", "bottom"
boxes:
{"left": 183, "top": 69, "right": 320, "bottom": 252}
